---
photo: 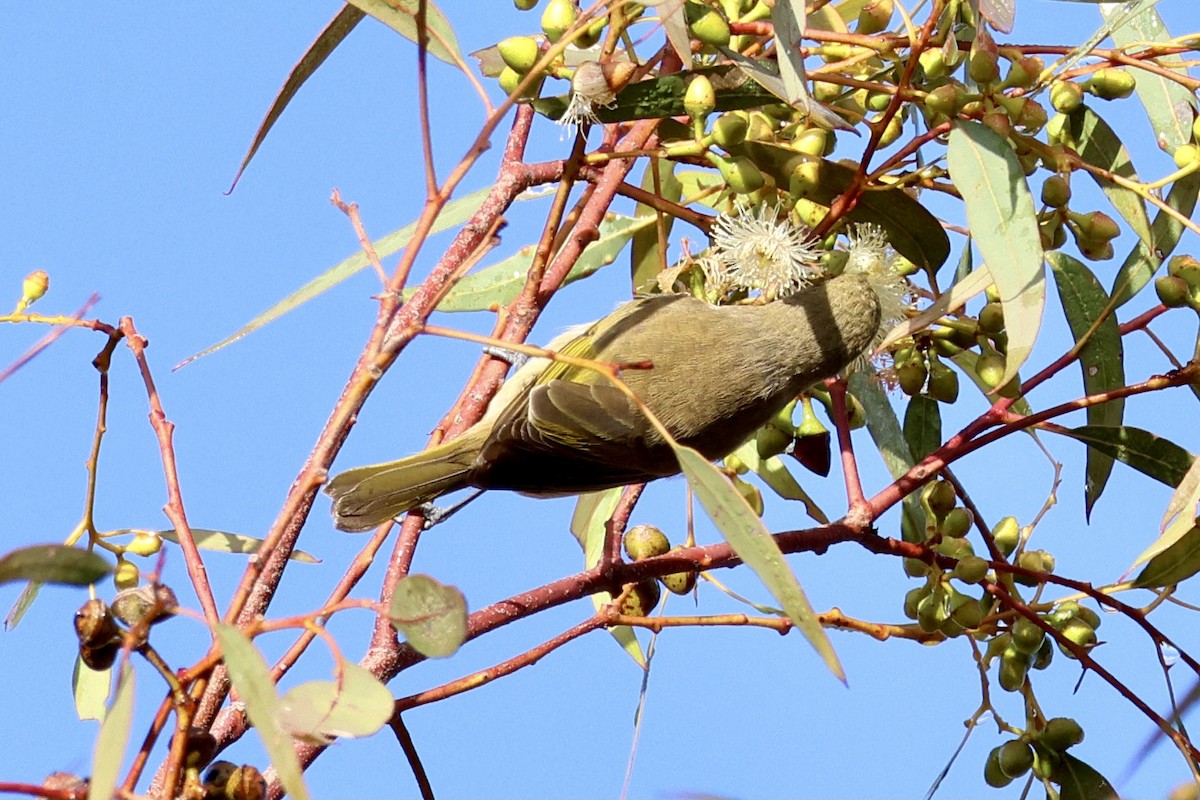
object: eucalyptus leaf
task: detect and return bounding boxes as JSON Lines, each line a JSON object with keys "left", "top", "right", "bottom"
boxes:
{"left": 569, "top": 488, "right": 646, "bottom": 667}
{"left": 1063, "top": 108, "right": 1152, "bottom": 248}
{"left": 389, "top": 574, "right": 469, "bottom": 659}
{"left": 87, "top": 665, "right": 134, "bottom": 800}
{"left": 277, "top": 663, "right": 394, "bottom": 743}
{"left": 631, "top": 160, "right": 682, "bottom": 293}
{"left": 1048, "top": 253, "right": 1126, "bottom": 517}
{"left": 848, "top": 372, "right": 923, "bottom": 542}
{"left": 1050, "top": 753, "right": 1120, "bottom": 800}
{"left": 1058, "top": 425, "right": 1193, "bottom": 489}
{"left": 215, "top": 624, "right": 312, "bottom": 800}
{"left": 903, "top": 395, "right": 942, "bottom": 464}
{"left": 674, "top": 445, "right": 843, "bottom": 681}
{"left": 947, "top": 121, "right": 1044, "bottom": 388}
{"left": 345, "top": 0, "right": 461, "bottom": 65}
{"left": 179, "top": 185, "right": 494, "bottom": 368}
{"left": 1134, "top": 525, "right": 1200, "bottom": 588}
{"left": 0, "top": 545, "right": 110, "bottom": 587}
{"left": 73, "top": 655, "right": 112, "bottom": 723}
{"left": 730, "top": 439, "right": 829, "bottom": 525}
{"left": 1110, "top": 171, "right": 1200, "bottom": 307}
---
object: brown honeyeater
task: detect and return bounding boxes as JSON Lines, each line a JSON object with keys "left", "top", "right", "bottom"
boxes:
{"left": 326, "top": 273, "right": 881, "bottom": 531}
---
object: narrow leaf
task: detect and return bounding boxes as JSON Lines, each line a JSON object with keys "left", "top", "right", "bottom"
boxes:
{"left": 903, "top": 395, "right": 942, "bottom": 463}
{"left": 1050, "top": 753, "right": 1120, "bottom": 800}
{"left": 631, "top": 160, "right": 682, "bottom": 293}
{"left": 947, "top": 121, "right": 1044, "bottom": 388}
{"left": 1111, "top": 171, "right": 1200, "bottom": 307}
{"left": 771, "top": 0, "right": 809, "bottom": 105}
{"left": 73, "top": 655, "right": 112, "bottom": 723}
{"left": 1048, "top": 253, "right": 1126, "bottom": 517}
{"left": 406, "top": 213, "right": 654, "bottom": 312}
{"left": 87, "top": 664, "right": 134, "bottom": 800}
{"left": 154, "top": 529, "right": 319, "bottom": 564}
{"left": 1057, "top": 425, "right": 1194, "bottom": 489}
{"left": 178, "top": 186, "right": 492, "bottom": 367}
{"left": 879, "top": 266, "right": 993, "bottom": 352}
{"left": 1100, "top": 3, "right": 1196, "bottom": 151}
{"left": 848, "top": 371, "right": 924, "bottom": 542}
{"left": 389, "top": 574, "right": 468, "bottom": 658}
{"left": 215, "top": 624, "right": 312, "bottom": 800}
{"left": 345, "top": 0, "right": 461, "bottom": 65}
{"left": 717, "top": 48, "right": 854, "bottom": 131}
{"left": 1064, "top": 108, "right": 1152, "bottom": 247}
{"left": 230, "top": 7, "right": 365, "bottom": 190}
{"left": 570, "top": 488, "right": 646, "bottom": 667}
{"left": 674, "top": 446, "right": 843, "bottom": 680}
{"left": 1134, "top": 525, "right": 1200, "bottom": 588}
{"left": 0, "top": 545, "right": 110, "bottom": 586}
{"left": 1129, "top": 513, "right": 1199, "bottom": 574}
{"left": 644, "top": 0, "right": 692, "bottom": 66}
{"left": 1162, "top": 458, "right": 1200, "bottom": 533}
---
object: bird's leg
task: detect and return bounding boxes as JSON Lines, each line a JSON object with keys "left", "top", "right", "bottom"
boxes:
{"left": 417, "top": 489, "right": 487, "bottom": 529}
{"left": 483, "top": 344, "right": 529, "bottom": 370}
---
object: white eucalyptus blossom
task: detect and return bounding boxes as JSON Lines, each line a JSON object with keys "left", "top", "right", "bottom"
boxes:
{"left": 843, "top": 223, "right": 916, "bottom": 364}
{"left": 703, "top": 203, "right": 823, "bottom": 300}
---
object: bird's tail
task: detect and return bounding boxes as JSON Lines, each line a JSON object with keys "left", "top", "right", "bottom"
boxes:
{"left": 326, "top": 435, "right": 480, "bottom": 532}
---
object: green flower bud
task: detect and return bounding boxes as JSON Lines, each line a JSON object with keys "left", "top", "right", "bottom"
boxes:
{"left": 998, "top": 739, "right": 1035, "bottom": 778}
{"left": 903, "top": 585, "right": 927, "bottom": 620}
{"left": 113, "top": 558, "right": 140, "bottom": 590}
{"left": 939, "top": 507, "right": 974, "bottom": 538}
{"left": 126, "top": 531, "right": 163, "bottom": 558}
{"left": 926, "top": 356, "right": 960, "bottom": 403}
{"left": 877, "top": 114, "right": 904, "bottom": 148}
{"left": 923, "top": 479, "right": 957, "bottom": 517}
{"left": 660, "top": 546, "right": 698, "bottom": 595}
{"left": 541, "top": 0, "right": 577, "bottom": 43}
{"left": 623, "top": 524, "right": 671, "bottom": 561}
{"left": 984, "top": 747, "right": 1015, "bottom": 788}
{"left": 967, "top": 48, "right": 1000, "bottom": 85}
{"left": 1041, "top": 717, "right": 1085, "bottom": 751}
{"left": 685, "top": 74, "right": 717, "bottom": 119}
{"left": 1011, "top": 617, "right": 1046, "bottom": 654}
{"left": 710, "top": 153, "right": 765, "bottom": 194}
{"left": 497, "top": 36, "right": 541, "bottom": 74}
{"left": 936, "top": 536, "right": 974, "bottom": 560}
{"left": 18, "top": 269, "right": 49, "bottom": 310}
{"left": 975, "top": 352, "right": 1007, "bottom": 389}
{"left": 977, "top": 301, "right": 1005, "bottom": 335}
{"left": 619, "top": 580, "right": 661, "bottom": 616}
{"left": 991, "top": 516, "right": 1020, "bottom": 556}
{"left": 919, "top": 49, "right": 949, "bottom": 81}
{"left": 896, "top": 359, "right": 928, "bottom": 396}
{"left": 1058, "top": 616, "right": 1097, "bottom": 656}
{"left": 923, "top": 84, "right": 962, "bottom": 117}
{"left": 998, "top": 646, "right": 1030, "bottom": 691}
{"left": 687, "top": 2, "right": 731, "bottom": 47}
{"left": 755, "top": 423, "right": 793, "bottom": 459}
{"left": 712, "top": 112, "right": 749, "bottom": 147}
{"left": 1032, "top": 635, "right": 1054, "bottom": 670}
{"left": 733, "top": 475, "right": 765, "bottom": 515}
{"left": 1041, "top": 174, "right": 1071, "bottom": 208}
{"left": 1050, "top": 81, "right": 1084, "bottom": 113}
{"left": 917, "top": 590, "right": 949, "bottom": 632}
{"left": 952, "top": 555, "right": 989, "bottom": 584}
{"left": 498, "top": 66, "right": 524, "bottom": 96}
{"left": 948, "top": 590, "right": 984, "bottom": 629}
{"left": 1086, "top": 67, "right": 1136, "bottom": 100}
{"left": 1175, "top": 143, "right": 1200, "bottom": 170}
{"left": 904, "top": 557, "right": 931, "bottom": 577}
{"left": 514, "top": 0, "right": 540, "bottom": 9}
{"left": 855, "top": 0, "right": 893, "bottom": 35}
{"left": 1157, "top": 275, "right": 1192, "bottom": 308}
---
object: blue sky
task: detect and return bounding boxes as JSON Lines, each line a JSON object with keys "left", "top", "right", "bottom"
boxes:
{"left": 2, "top": 2, "right": 1199, "bottom": 798}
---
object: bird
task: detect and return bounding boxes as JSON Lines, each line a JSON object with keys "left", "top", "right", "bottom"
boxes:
{"left": 326, "top": 272, "right": 881, "bottom": 531}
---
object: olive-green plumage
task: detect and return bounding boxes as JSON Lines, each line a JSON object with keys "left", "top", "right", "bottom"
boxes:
{"left": 326, "top": 273, "right": 881, "bottom": 531}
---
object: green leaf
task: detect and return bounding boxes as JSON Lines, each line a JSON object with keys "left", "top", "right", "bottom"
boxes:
{"left": 1058, "top": 425, "right": 1194, "bottom": 489}
{"left": 631, "top": 160, "right": 682, "bottom": 293}
{"left": 1100, "top": 4, "right": 1196, "bottom": 152}
{"left": 151, "top": 529, "right": 319, "bottom": 564}
{"left": 1048, "top": 253, "right": 1126, "bottom": 517}
{"left": 178, "top": 186, "right": 493, "bottom": 367}
{"left": 771, "top": 0, "right": 809, "bottom": 106}
{"left": 277, "top": 663, "right": 394, "bottom": 743}
{"left": 730, "top": 440, "right": 829, "bottom": 525}
{"left": 215, "top": 624, "right": 311, "bottom": 800}
{"left": 533, "top": 66, "right": 777, "bottom": 123}
{"left": 1062, "top": 108, "right": 1152, "bottom": 248}
{"left": 880, "top": 266, "right": 994, "bottom": 352}
{"left": 947, "top": 121, "right": 1044, "bottom": 388}
{"left": 87, "top": 664, "right": 134, "bottom": 800}
{"left": 1162, "top": 458, "right": 1200, "bottom": 533}
{"left": 345, "top": 0, "right": 461, "bottom": 65}
{"left": 903, "top": 395, "right": 942, "bottom": 463}
{"left": 1129, "top": 509, "right": 1197, "bottom": 576}
{"left": 653, "top": 0, "right": 693, "bottom": 67}
{"left": 1134, "top": 525, "right": 1200, "bottom": 588}
{"left": 389, "top": 574, "right": 468, "bottom": 659}
{"left": 4, "top": 580, "right": 42, "bottom": 629}
{"left": 0, "top": 545, "right": 110, "bottom": 586}
{"left": 730, "top": 141, "right": 951, "bottom": 270}
{"left": 229, "top": 7, "right": 365, "bottom": 190}
{"left": 1110, "top": 171, "right": 1200, "bottom": 307}
{"left": 848, "top": 372, "right": 923, "bottom": 542}
{"left": 570, "top": 488, "right": 646, "bottom": 667}
{"left": 73, "top": 654, "right": 112, "bottom": 723}
{"left": 407, "top": 213, "right": 654, "bottom": 312}
{"left": 1050, "top": 753, "right": 1120, "bottom": 800}
{"left": 674, "top": 445, "right": 844, "bottom": 681}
